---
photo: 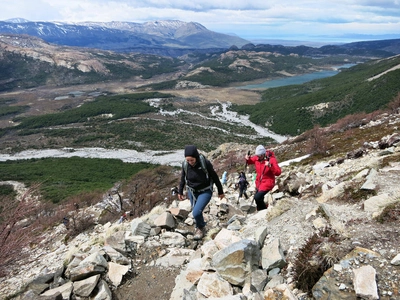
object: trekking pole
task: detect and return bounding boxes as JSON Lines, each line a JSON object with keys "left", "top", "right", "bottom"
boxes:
{"left": 249, "top": 196, "right": 255, "bottom": 210}
{"left": 246, "top": 189, "right": 258, "bottom": 215}
{"left": 245, "top": 150, "right": 250, "bottom": 174}
{"left": 245, "top": 150, "right": 254, "bottom": 214}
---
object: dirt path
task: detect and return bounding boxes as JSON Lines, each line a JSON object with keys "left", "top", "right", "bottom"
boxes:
{"left": 165, "top": 87, "right": 262, "bottom": 105}
{"left": 112, "top": 266, "right": 181, "bottom": 300}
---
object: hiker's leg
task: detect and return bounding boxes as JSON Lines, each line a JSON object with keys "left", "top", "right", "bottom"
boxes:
{"left": 192, "top": 190, "right": 212, "bottom": 228}
{"left": 254, "top": 190, "right": 268, "bottom": 210}
{"left": 187, "top": 188, "right": 195, "bottom": 207}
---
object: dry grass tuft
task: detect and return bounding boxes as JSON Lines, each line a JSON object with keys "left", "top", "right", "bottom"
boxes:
{"left": 293, "top": 228, "right": 343, "bottom": 295}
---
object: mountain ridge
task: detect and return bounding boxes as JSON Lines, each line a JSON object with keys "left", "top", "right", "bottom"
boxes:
{"left": 0, "top": 19, "right": 250, "bottom": 54}
{"left": 1, "top": 19, "right": 400, "bottom": 58}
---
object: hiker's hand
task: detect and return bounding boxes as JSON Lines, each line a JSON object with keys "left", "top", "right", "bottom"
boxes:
{"left": 178, "top": 194, "right": 185, "bottom": 200}
{"left": 245, "top": 154, "right": 249, "bottom": 160}
{"left": 218, "top": 194, "right": 225, "bottom": 199}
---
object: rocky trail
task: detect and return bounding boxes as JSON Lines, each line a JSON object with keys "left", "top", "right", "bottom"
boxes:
{"left": 1, "top": 133, "right": 400, "bottom": 299}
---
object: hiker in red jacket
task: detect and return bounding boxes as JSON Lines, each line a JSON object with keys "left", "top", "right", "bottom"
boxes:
{"left": 245, "top": 145, "right": 281, "bottom": 211}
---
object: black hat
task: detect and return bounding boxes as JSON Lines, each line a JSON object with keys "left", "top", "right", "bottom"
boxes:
{"left": 184, "top": 145, "right": 199, "bottom": 158}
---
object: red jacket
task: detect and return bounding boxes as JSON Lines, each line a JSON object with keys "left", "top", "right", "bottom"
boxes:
{"left": 246, "top": 151, "right": 281, "bottom": 192}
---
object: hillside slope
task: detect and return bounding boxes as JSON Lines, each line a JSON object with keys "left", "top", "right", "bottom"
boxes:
{"left": 1, "top": 108, "right": 399, "bottom": 299}
{"left": 234, "top": 54, "right": 400, "bottom": 135}
{"left": 0, "top": 34, "right": 185, "bottom": 91}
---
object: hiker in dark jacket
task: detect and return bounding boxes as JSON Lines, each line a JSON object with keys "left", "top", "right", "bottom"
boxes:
{"left": 237, "top": 171, "right": 249, "bottom": 200}
{"left": 178, "top": 145, "right": 225, "bottom": 240}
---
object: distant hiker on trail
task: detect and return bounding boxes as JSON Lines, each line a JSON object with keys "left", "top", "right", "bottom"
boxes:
{"left": 237, "top": 171, "right": 249, "bottom": 200}
{"left": 178, "top": 145, "right": 225, "bottom": 240}
{"left": 245, "top": 145, "right": 281, "bottom": 211}
{"left": 171, "top": 186, "right": 178, "bottom": 196}
{"left": 118, "top": 212, "right": 127, "bottom": 224}
{"left": 221, "top": 171, "right": 228, "bottom": 186}
{"left": 62, "top": 217, "right": 70, "bottom": 229}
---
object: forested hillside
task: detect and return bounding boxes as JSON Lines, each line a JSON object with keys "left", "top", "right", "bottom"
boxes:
{"left": 234, "top": 55, "right": 400, "bottom": 135}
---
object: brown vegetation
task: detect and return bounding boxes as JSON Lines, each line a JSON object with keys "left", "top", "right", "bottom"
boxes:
{"left": 279, "top": 92, "right": 400, "bottom": 163}
{"left": 376, "top": 202, "right": 400, "bottom": 223}
{"left": 293, "top": 228, "right": 343, "bottom": 296}
{"left": 0, "top": 186, "right": 43, "bottom": 277}
{"left": 387, "top": 92, "right": 400, "bottom": 114}
{"left": 96, "top": 166, "right": 181, "bottom": 224}
{"left": 0, "top": 185, "right": 103, "bottom": 277}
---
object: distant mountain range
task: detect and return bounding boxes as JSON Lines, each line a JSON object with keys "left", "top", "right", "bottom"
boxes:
{"left": 239, "top": 40, "right": 400, "bottom": 58}
{"left": 0, "top": 19, "right": 400, "bottom": 58}
{"left": 0, "top": 19, "right": 250, "bottom": 56}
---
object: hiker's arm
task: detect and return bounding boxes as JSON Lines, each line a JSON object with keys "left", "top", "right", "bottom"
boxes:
{"left": 207, "top": 161, "right": 224, "bottom": 196}
{"left": 178, "top": 168, "right": 186, "bottom": 198}
{"left": 245, "top": 155, "right": 257, "bottom": 165}
{"left": 268, "top": 156, "right": 282, "bottom": 176}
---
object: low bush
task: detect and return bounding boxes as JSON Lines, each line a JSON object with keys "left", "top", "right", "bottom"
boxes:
{"left": 293, "top": 228, "right": 342, "bottom": 295}
{"left": 337, "top": 182, "right": 376, "bottom": 203}
{"left": 375, "top": 202, "right": 400, "bottom": 223}
{"left": 0, "top": 187, "right": 44, "bottom": 277}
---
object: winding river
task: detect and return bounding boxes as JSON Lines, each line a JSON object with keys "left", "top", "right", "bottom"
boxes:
{"left": 1, "top": 65, "right": 356, "bottom": 165}
{"left": 0, "top": 102, "right": 287, "bottom": 166}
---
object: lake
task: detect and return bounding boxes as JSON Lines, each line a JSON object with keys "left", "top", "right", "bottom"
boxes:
{"left": 237, "top": 63, "right": 356, "bottom": 89}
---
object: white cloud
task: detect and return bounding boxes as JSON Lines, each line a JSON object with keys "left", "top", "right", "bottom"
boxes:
{"left": 0, "top": 0, "right": 399, "bottom": 42}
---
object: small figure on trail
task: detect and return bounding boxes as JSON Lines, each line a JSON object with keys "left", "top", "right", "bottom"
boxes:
{"left": 245, "top": 145, "right": 281, "bottom": 211}
{"left": 221, "top": 171, "right": 228, "bottom": 186}
{"left": 178, "top": 145, "right": 225, "bottom": 240}
{"left": 118, "top": 212, "right": 127, "bottom": 224}
{"left": 171, "top": 186, "right": 178, "bottom": 196}
{"left": 237, "top": 171, "right": 249, "bottom": 200}
{"left": 62, "top": 217, "right": 70, "bottom": 229}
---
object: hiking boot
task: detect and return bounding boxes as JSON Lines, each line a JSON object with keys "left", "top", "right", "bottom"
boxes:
{"left": 193, "top": 227, "right": 205, "bottom": 240}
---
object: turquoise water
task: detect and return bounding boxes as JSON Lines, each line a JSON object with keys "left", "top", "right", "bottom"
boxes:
{"left": 237, "top": 64, "right": 356, "bottom": 89}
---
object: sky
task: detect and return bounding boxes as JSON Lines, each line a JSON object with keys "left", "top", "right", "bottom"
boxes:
{"left": 1, "top": 0, "right": 400, "bottom": 44}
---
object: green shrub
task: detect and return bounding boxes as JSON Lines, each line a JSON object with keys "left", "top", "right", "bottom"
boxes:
{"left": 0, "top": 157, "right": 154, "bottom": 203}
{"left": 15, "top": 92, "right": 170, "bottom": 129}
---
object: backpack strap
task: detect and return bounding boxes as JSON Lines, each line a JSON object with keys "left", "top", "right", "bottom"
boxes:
{"left": 198, "top": 154, "right": 209, "bottom": 179}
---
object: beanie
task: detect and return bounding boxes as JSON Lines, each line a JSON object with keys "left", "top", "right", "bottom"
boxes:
{"left": 184, "top": 145, "right": 200, "bottom": 158}
{"left": 255, "top": 145, "right": 266, "bottom": 156}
